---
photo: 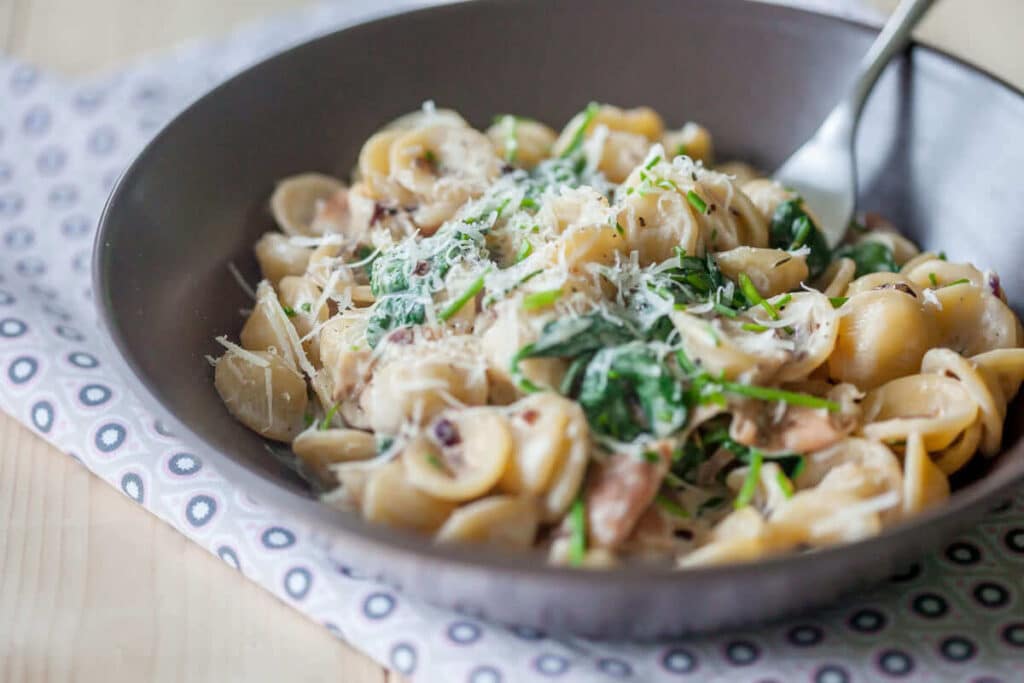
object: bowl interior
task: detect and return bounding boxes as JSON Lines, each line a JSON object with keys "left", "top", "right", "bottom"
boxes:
{"left": 95, "top": 0, "right": 1024, "bottom": 635}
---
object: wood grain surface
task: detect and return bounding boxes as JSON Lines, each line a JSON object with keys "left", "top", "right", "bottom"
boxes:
{"left": 0, "top": 0, "right": 1020, "bottom": 681}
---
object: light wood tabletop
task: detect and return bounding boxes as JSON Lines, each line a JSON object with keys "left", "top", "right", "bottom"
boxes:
{"left": 0, "top": 0, "right": 1021, "bottom": 681}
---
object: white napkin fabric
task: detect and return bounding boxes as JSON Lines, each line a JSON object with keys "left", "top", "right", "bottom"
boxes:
{"left": 1, "top": 1, "right": 1023, "bottom": 681}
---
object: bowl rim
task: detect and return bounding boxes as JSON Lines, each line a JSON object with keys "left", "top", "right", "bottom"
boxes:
{"left": 92, "top": 0, "right": 1024, "bottom": 588}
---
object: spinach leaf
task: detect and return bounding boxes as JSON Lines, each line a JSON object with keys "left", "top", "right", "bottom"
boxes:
{"left": 365, "top": 294, "right": 426, "bottom": 347}
{"left": 833, "top": 240, "right": 898, "bottom": 278}
{"left": 577, "top": 344, "right": 688, "bottom": 441}
{"left": 769, "top": 199, "right": 831, "bottom": 278}
{"left": 524, "top": 314, "right": 637, "bottom": 359}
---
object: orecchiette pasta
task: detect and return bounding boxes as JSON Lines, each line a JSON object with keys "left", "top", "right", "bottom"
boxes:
{"left": 211, "top": 102, "right": 1024, "bottom": 569}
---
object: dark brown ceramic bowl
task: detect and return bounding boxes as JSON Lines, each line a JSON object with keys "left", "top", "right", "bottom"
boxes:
{"left": 93, "top": 0, "right": 1024, "bottom": 638}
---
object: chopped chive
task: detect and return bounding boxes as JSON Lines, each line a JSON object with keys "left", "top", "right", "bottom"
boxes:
{"left": 515, "top": 240, "right": 534, "bottom": 263}
{"left": 425, "top": 452, "right": 446, "bottom": 471}
{"left": 642, "top": 450, "right": 660, "bottom": 464}
{"left": 944, "top": 278, "right": 971, "bottom": 287}
{"left": 560, "top": 102, "right": 599, "bottom": 158}
{"left": 423, "top": 149, "right": 437, "bottom": 165}
{"left": 518, "top": 269, "right": 543, "bottom": 285}
{"left": 742, "top": 322, "right": 769, "bottom": 333}
{"left": 522, "top": 288, "right": 563, "bottom": 311}
{"left": 734, "top": 449, "right": 763, "bottom": 509}
{"left": 320, "top": 403, "right": 340, "bottom": 430}
{"left": 783, "top": 325, "right": 795, "bottom": 335}
{"left": 738, "top": 273, "right": 779, "bottom": 320}
{"left": 282, "top": 304, "right": 297, "bottom": 317}
{"left": 655, "top": 493, "right": 690, "bottom": 518}
{"left": 718, "top": 380, "right": 841, "bottom": 412}
{"left": 686, "top": 190, "right": 708, "bottom": 214}
{"left": 789, "top": 216, "right": 812, "bottom": 250}
{"left": 774, "top": 293, "right": 793, "bottom": 308}
{"left": 673, "top": 302, "right": 688, "bottom": 311}
{"left": 776, "top": 469, "right": 795, "bottom": 499}
{"left": 928, "top": 272, "right": 939, "bottom": 288}
{"left": 568, "top": 498, "right": 587, "bottom": 566}
{"left": 713, "top": 302, "right": 739, "bottom": 318}
{"left": 614, "top": 221, "right": 625, "bottom": 235}
{"left": 829, "top": 296, "right": 849, "bottom": 308}
{"left": 938, "top": 251, "right": 947, "bottom": 261}
{"left": 644, "top": 155, "right": 662, "bottom": 170}
{"left": 520, "top": 197, "right": 539, "bottom": 210}
{"left": 674, "top": 143, "right": 687, "bottom": 157}
{"left": 303, "top": 413, "right": 315, "bottom": 428}
{"left": 439, "top": 272, "right": 486, "bottom": 321}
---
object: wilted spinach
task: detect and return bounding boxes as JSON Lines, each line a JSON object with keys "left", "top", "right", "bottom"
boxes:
{"left": 769, "top": 198, "right": 831, "bottom": 278}
{"left": 833, "top": 240, "right": 898, "bottom": 279}
{"left": 577, "top": 344, "right": 688, "bottom": 441}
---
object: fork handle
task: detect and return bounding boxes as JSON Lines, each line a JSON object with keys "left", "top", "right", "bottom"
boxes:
{"left": 817, "top": 0, "right": 938, "bottom": 143}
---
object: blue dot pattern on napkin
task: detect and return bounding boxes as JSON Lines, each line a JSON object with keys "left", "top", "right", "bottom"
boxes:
{"left": 0, "top": 2, "right": 1022, "bottom": 681}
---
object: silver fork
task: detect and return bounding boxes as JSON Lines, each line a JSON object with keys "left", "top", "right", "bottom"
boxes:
{"left": 774, "top": 0, "right": 937, "bottom": 247}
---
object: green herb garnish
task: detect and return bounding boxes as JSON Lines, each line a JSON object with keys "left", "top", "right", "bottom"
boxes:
{"left": 560, "top": 102, "right": 599, "bottom": 158}
{"left": 738, "top": 273, "right": 779, "bottom": 320}
{"left": 834, "top": 241, "right": 898, "bottom": 278}
{"left": 715, "top": 380, "right": 840, "bottom": 412}
{"left": 439, "top": 272, "right": 486, "bottom": 321}
{"left": 515, "top": 240, "right": 534, "bottom": 263}
{"left": 776, "top": 469, "right": 795, "bottom": 499}
{"left": 282, "top": 304, "right": 297, "bottom": 317}
{"left": 686, "top": 190, "right": 708, "bottom": 214}
{"left": 734, "top": 449, "right": 763, "bottom": 509}
{"left": 522, "top": 288, "right": 564, "bottom": 311}
{"left": 769, "top": 198, "right": 831, "bottom": 278}
{"left": 829, "top": 296, "right": 848, "bottom": 308}
{"left": 569, "top": 498, "right": 587, "bottom": 566}
{"left": 945, "top": 278, "right": 971, "bottom": 287}
{"left": 320, "top": 403, "right": 340, "bottom": 430}
{"left": 928, "top": 272, "right": 939, "bottom": 288}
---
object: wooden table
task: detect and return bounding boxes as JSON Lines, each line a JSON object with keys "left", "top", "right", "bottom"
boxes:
{"left": 0, "top": 0, "right": 1021, "bottom": 681}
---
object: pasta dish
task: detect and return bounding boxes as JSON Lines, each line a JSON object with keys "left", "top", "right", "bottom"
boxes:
{"left": 211, "top": 103, "right": 1024, "bottom": 568}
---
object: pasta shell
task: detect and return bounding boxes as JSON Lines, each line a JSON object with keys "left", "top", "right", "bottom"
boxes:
{"left": 618, "top": 153, "right": 767, "bottom": 263}
{"left": 827, "top": 288, "right": 937, "bottom": 389}
{"left": 904, "top": 258, "right": 986, "bottom": 291}
{"left": 270, "top": 173, "right": 345, "bottom": 236}
{"left": 213, "top": 348, "right": 307, "bottom": 443}
{"left": 388, "top": 124, "right": 502, "bottom": 231}
{"left": 971, "top": 348, "right": 1024, "bottom": 399}
{"left": 931, "top": 283, "right": 1019, "bottom": 355}
{"left": 402, "top": 410, "right": 512, "bottom": 501}
{"left": 436, "top": 495, "right": 539, "bottom": 548}
{"left": 679, "top": 507, "right": 767, "bottom": 567}
{"left": 816, "top": 257, "right": 855, "bottom": 298}
{"left": 715, "top": 247, "right": 808, "bottom": 298}
{"left": 240, "top": 280, "right": 307, "bottom": 373}
{"left": 361, "top": 460, "right": 454, "bottom": 532}
{"left": 740, "top": 178, "right": 793, "bottom": 223}
{"left": 933, "top": 419, "right": 982, "bottom": 476}
{"left": 253, "top": 232, "right": 311, "bottom": 285}
{"left": 292, "top": 428, "right": 376, "bottom": 485}
{"left": 862, "top": 374, "right": 978, "bottom": 451}
{"left": 921, "top": 348, "right": 1005, "bottom": 455}
{"left": 661, "top": 122, "right": 713, "bottom": 163}
{"left": 485, "top": 117, "right": 557, "bottom": 169}
{"left": 902, "top": 432, "right": 950, "bottom": 516}
{"left": 844, "top": 272, "right": 922, "bottom": 299}
{"left": 553, "top": 104, "right": 663, "bottom": 157}
{"left": 499, "top": 393, "right": 573, "bottom": 495}
{"left": 277, "top": 275, "right": 329, "bottom": 362}
{"left": 361, "top": 337, "right": 489, "bottom": 434}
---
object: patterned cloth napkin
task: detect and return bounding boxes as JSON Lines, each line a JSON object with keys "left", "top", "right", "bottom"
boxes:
{"left": 1, "top": 1, "right": 1022, "bottom": 681}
